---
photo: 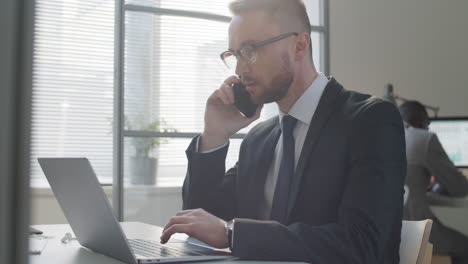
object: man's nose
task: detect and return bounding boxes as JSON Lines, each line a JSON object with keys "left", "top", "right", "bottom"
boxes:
{"left": 235, "top": 57, "right": 250, "bottom": 76}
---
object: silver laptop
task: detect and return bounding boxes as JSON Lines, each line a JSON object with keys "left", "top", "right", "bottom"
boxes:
{"left": 38, "top": 157, "right": 232, "bottom": 264}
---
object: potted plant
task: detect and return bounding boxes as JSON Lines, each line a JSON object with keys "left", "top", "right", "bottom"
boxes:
{"left": 126, "top": 118, "right": 176, "bottom": 185}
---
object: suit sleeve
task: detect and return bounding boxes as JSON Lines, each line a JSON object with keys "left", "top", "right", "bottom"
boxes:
{"left": 231, "top": 101, "right": 407, "bottom": 264}
{"left": 426, "top": 134, "right": 468, "bottom": 197}
{"left": 182, "top": 135, "right": 237, "bottom": 221}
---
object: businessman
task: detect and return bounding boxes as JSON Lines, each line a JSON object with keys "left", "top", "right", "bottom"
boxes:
{"left": 400, "top": 101, "right": 468, "bottom": 264}
{"left": 161, "top": 0, "right": 407, "bottom": 263}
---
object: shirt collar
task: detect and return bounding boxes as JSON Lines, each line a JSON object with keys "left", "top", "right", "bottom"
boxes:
{"left": 279, "top": 72, "right": 329, "bottom": 126}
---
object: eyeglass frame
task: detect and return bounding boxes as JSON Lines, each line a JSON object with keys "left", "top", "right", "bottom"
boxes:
{"left": 220, "top": 32, "right": 299, "bottom": 69}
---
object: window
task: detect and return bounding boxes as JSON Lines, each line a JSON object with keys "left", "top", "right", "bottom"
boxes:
{"left": 121, "top": 0, "right": 329, "bottom": 188}
{"left": 30, "top": 0, "right": 115, "bottom": 186}
{"left": 30, "top": 0, "right": 328, "bottom": 190}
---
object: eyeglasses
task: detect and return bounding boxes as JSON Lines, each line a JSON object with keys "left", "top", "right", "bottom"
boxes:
{"left": 220, "top": 32, "right": 298, "bottom": 69}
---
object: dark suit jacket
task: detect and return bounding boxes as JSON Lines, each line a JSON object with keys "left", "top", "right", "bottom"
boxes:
{"left": 183, "top": 78, "right": 407, "bottom": 263}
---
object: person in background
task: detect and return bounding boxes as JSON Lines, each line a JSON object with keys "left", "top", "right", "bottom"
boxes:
{"left": 399, "top": 100, "right": 468, "bottom": 264}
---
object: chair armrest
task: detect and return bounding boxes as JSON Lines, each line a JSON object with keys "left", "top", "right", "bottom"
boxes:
{"left": 421, "top": 243, "right": 433, "bottom": 264}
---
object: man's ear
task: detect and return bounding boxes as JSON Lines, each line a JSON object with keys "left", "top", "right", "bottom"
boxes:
{"left": 295, "top": 32, "right": 310, "bottom": 61}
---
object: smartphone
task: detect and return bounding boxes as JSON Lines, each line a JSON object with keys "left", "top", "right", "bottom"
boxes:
{"left": 232, "top": 82, "right": 258, "bottom": 118}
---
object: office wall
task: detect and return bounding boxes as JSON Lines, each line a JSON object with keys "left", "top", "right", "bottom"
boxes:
{"left": 329, "top": 0, "right": 468, "bottom": 117}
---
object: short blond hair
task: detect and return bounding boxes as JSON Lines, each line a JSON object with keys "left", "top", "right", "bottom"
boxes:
{"left": 229, "top": 0, "right": 311, "bottom": 34}
{"left": 229, "top": 0, "right": 313, "bottom": 61}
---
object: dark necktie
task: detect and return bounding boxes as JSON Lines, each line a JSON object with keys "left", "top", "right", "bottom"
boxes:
{"left": 270, "top": 115, "right": 297, "bottom": 224}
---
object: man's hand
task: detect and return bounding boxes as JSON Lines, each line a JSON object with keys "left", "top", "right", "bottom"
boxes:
{"left": 200, "top": 75, "right": 262, "bottom": 151}
{"left": 160, "top": 209, "right": 229, "bottom": 249}
{"left": 428, "top": 176, "right": 437, "bottom": 191}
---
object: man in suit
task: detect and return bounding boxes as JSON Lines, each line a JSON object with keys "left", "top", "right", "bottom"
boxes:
{"left": 400, "top": 101, "right": 468, "bottom": 264}
{"left": 160, "top": 0, "right": 406, "bottom": 263}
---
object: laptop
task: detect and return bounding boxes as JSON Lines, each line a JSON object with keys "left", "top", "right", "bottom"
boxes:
{"left": 38, "top": 157, "right": 233, "bottom": 264}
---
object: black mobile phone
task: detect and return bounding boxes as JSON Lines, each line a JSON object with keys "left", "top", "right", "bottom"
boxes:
{"left": 232, "top": 82, "right": 258, "bottom": 118}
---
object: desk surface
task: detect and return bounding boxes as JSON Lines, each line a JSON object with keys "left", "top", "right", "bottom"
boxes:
{"left": 30, "top": 222, "right": 303, "bottom": 264}
{"left": 427, "top": 193, "right": 468, "bottom": 207}
{"left": 428, "top": 194, "right": 468, "bottom": 237}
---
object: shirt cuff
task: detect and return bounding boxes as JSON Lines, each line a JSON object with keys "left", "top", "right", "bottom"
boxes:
{"left": 195, "top": 136, "right": 229, "bottom": 153}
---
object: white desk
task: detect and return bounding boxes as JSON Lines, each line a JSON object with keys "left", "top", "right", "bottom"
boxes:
{"left": 428, "top": 193, "right": 468, "bottom": 237}
{"left": 30, "top": 222, "right": 304, "bottom": 264}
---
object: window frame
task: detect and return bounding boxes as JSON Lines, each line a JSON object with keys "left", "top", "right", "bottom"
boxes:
{"left": 113, "top": 0, "right": 330, "bottom": 220}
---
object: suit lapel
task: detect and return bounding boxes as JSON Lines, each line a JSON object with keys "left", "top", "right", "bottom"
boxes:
{"left": 286, "top": 78, "right": 344, "bottom": 219}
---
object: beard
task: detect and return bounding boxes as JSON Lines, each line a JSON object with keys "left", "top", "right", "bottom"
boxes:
{"left": 244, "top": 53, "right": 294, "bottom": 105}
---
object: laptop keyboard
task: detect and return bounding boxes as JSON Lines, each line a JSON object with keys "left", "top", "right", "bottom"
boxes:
{"left": 128, "top": 239, "right": 200, "bottom": 258}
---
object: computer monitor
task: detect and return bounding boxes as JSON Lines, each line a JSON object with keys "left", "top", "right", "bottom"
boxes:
{"left": 429, "top": 117, "right": 468, "bottom": 168}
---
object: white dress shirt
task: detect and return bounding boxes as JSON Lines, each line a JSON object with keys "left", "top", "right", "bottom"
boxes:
{"left": 258, "top": 73, "right": 329, "bottom": 219}
{"left": 197, "top": 73, "right": 329, "bottom": 220}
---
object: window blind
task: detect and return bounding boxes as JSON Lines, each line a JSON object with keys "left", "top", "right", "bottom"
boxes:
{"left": 30, "top": 0, "right": 326, "bottom": 187}
{"left": 122, "top": 1, "right": 324, "bottom": 187}
{"left": 30, "top": 0, "right": 115, "bottom": 185}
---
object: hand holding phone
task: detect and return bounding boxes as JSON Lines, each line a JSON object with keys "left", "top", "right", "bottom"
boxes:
{"left": 232, "top": 82, "right": 258, "bottom": 118}
{"left": 200, "top": 78, "right": 260, "bottom": 151}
